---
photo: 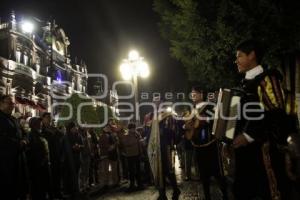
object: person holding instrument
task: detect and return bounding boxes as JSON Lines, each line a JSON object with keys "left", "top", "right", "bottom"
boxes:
{"left": 186, "top": 86, "right": 228, "bottom": 200}
{"left": 233, "top": 39, "right": 297, "bottom": 200}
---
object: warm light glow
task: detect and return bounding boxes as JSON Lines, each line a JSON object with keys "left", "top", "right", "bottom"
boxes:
{"left": 166, "top": 107, "right": 178, "bottom": 116}
{"left": 166, "top": 107, "right": 172, "bottom": 113}
{"left": 128, "top": 50, "right": 139, "bottom": 61}
{"left": 21, "top": 21, "right": 34, "bottom": 33}
{"left": 287, "top": 136, "right": 292, "bottom": 144}
{"left": 137, "top": 61, "right": 150, "bottom": 78}
{"left": 120, "top": 50, "right": 150, "bottom": 80}
{"left": 120, "top": 62, "right": 133, "bottom": 80}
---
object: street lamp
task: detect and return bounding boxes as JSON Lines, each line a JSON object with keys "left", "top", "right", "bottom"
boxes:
{"left": 119, "top": 50, "right": 150, "bottom": 125}
{"left": 21, "top": 21, "right": 34, "bottom": 33}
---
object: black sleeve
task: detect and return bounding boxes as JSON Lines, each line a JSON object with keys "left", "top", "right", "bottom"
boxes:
{"left": 240, "top": 91, "right": 267, "bottom": 142}
{"left": 243, "top": 98, "right": 267, "bottom": 143}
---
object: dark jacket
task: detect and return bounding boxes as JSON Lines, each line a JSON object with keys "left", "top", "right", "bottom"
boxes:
{"left": 0, "top": 111, "right": 28, "bottom": 199}
{"left": 120, "top": 130, "right": 141, "bottom": 157}
{"left": 234, "top": 68, "right": 293, "bottom": 200}
{"left": 27, "top": 130, "right": 50, "bottom": 171}
{"left": 42, "top": 125, "right": 63, "bottom": 166}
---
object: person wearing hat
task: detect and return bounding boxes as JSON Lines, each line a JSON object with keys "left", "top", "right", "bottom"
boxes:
{"left": 147, "top": 96, "right": 181, "bottom": 200}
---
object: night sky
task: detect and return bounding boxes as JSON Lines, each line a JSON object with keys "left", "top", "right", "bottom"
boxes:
{"left": 0, "top": 0, "right": 188, "bottom": 96}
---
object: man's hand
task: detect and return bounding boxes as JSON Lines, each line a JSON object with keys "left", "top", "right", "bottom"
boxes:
{"left": 233, "top": 134, "right": 249, "bottom": 148}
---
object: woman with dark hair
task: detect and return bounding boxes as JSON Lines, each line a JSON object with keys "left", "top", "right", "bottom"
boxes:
{"left": 61, "top": 122, "right": 83, "bottom": 199}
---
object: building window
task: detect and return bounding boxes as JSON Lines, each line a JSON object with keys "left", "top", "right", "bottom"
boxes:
{"left": 16, "top": 50, "right": 21, "bottom": 63}
{"left": 23, "top": 54, "right": 28, "bottom": 66}
{"left": 0, "top": 38, "right": 8, "bottom": 58}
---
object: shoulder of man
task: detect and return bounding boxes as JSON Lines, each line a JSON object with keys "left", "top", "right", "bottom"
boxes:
{"left": 256, "top": 67, "right": 283, "bottom": 83}
{"left": 255, "top": 67, "right": 297, "bottom": 120}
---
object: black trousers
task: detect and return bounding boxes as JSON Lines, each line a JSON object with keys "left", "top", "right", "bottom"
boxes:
{"left": 121, "top": 155, "right": 129, "bottom": 179}
{"left": 234, "top": 143, "right": 270, "bottom": 200}
{"left": 89, "top": 158, "right": 99, "bottom": 185}
{"left": 50, "top": 161, "right": 61, "bottom": 197}
{"left": 159, "top": 146, "right": 179, "bottom": 196}
{"left": 127, "top": 155, "right": 141, "bottom": 187}
{"left": 30, "top": 165, "right": 51, "bottom": 200}
{"left": 195, "top": 143, "right": 228, "bottom": 200}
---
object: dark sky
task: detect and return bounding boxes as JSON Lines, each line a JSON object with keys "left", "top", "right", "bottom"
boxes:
{"left": 0, "top": 0, "right": 188, "bottom": 95}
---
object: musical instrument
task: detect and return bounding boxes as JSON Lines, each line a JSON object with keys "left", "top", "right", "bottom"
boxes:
{"left": 212, "top": 88, "right": 244, "bottom": 177}
{"left": 183, "top": 104, "right": 209, "bottom": 140}
{"left": 183, "top": 110, "right": 194, "bottom": 140}
{"left": 212, "top": 88, "right": 244, "bottom": 140}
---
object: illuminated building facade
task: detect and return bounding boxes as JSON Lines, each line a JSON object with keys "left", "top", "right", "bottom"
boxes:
{"left": 0, "top": 12, "right": 87, "bottom": 116}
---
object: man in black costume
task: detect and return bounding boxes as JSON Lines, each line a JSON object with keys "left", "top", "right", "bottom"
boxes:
{"left": 186, "top": 87, "right": 228, "bottom": 200}
{"left": 233, "top": 39, "right": 296, "bottom": 200}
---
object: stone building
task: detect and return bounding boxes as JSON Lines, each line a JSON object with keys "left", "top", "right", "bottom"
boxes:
{"left": 0, "top": 12, "right": 87, "bottom": 116}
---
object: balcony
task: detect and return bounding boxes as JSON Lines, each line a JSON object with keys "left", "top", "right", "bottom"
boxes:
{"left": 8, "top": 60, "right": 49, "bottom": 84}
{"left": 10, "top": 61, "right": 34, "bottom": 78}
{"left": 51, "top": 82, "right": 68, "bottom": 94}
{"left": 0, "top": 23, "right": 9, "bottom": 30}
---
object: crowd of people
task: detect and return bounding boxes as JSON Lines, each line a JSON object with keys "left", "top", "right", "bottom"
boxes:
{"left": 0, "top": 95, "right": 154, "bottom": 200}
{"left": 1, "top": 39, "right": 300, "bottom": 200}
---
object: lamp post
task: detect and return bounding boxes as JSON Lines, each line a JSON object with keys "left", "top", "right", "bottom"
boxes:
{"left": 120, "top": 50, "right": 150, "bottom": 125}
